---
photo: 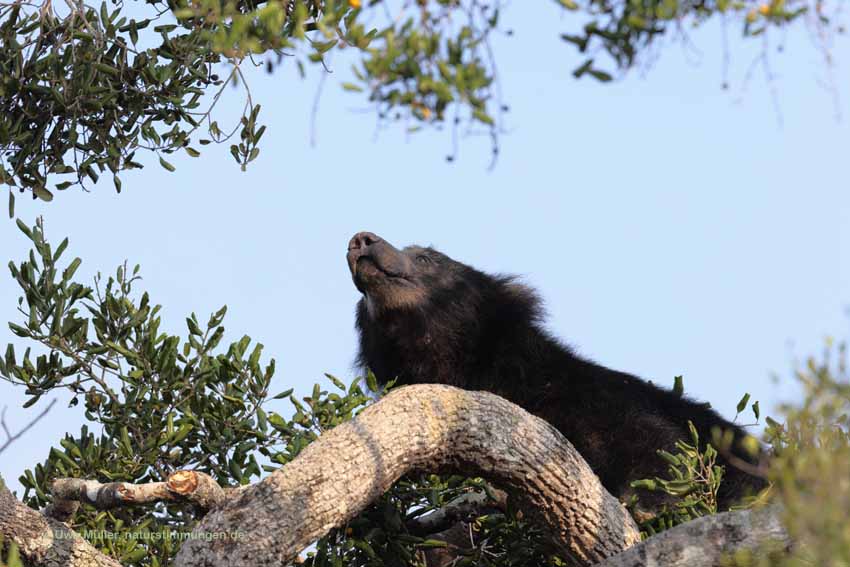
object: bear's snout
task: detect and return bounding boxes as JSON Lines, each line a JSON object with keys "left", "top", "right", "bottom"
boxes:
{"left": 348, "top": 231, "right": 383, "bottom": 252}
{"left": 346, "top": 232, "right": 413, "bottom": 285}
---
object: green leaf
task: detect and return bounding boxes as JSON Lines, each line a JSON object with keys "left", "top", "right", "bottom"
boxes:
{"left": 267, "top": 412, "right": 288, "bottom": 429}
{"left": 53, "top": 238, "right": 69, "bottom": 261}
{"left": 557, "top": 0, "right": 579, "bottom": 9}
{"left": 472, "top": 109, "right": 494, "bottom": 126}
{"left": 33, "top": 186, "right": 54, "bottom": 202}
{"left": 325, "top": 373, "right": 346, "bottom": 390}
{"left": 9, "top": 323, "right": 30, "bottom": 338}
{"left": 573, "top": 59, "right": 593, "bottom": 78}
{"left": 751, "top": 400, "right": 760, "bottom": 420}
{"left": 171, "top": 424, "right": 193, "bottom": 443}
{"left": 186, "top": 317, "right": 202, "bottom": 336}
{"left": 63, "top": 258, "right": 82, "bottom": 282}
{"left": 736, "top": 393, "right": 750, "bottom": 414}
{"left": 120, "top": 427, "right": 132, "bottom": 453}
{"left": 229, "top": 459, "right": 245, "bottom": 484}
{"left": 257, "top": 408, "right": 267, "bottom": 432}
{"left": 365, "top": 369, "right": 379, "bottom": 392}
{"left": 588, "top": 69, "right": 613, "bottom": 82}
{"left": 8, "top": 190, "right": 14, "bottom": 219}
{"left": 341, "top": 82, "right": 364, "bottom": 92}
{"left": 159, "top": 157, "right": 176, "bottom": 172}
{"left": 15, "top": 219, "right": 33, "bottom": 240}
{"left": 272, "top": 388, "right": 293, "bottom": 400}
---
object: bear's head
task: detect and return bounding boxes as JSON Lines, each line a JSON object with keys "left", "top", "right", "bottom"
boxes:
{"left": 346, "top": 231, "right": 479, "bottom": 316}
{"left": 347, "top": 229, "right": 544, "bottom": 351}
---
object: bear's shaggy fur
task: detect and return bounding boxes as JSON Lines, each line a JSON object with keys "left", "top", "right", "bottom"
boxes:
{"left": 346, "top": 231, "right": 765, "bottom": 511}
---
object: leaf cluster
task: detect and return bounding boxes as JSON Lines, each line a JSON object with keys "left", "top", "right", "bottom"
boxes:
{"left": 0, "top": 219, "right": 573, "bottom": 566}
{"left": 727, "top": 340, "right": 850, "bottom": 566}
{"left": 1, "top": 218, "right": 377, "bottom": 565}
{"left": 1, "top": 0, "right": 830, "bottom": 200}
{"left": 628, "top": 420, "right": 724, "bottom": 537}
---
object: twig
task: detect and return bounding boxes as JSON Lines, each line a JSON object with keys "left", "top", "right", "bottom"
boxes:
{"left": 0, "top": 399, "right": 57, "bottom": 454}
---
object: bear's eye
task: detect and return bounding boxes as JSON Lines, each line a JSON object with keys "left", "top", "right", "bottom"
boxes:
{"left": 415, "top": 255, "right": 432, "bottom": 265}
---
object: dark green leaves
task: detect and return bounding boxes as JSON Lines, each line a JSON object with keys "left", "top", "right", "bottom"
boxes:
{"left": 5, "top": 220, "right": 406, "bottom": 565}
{"left": 0, "top": 1, "right": 233, "bottom": 196}
{"left": 0, "top": 0, "right": 815, "bottom": 194}
{"left": 629, "top": 421, "right": 723, "bottom": 538}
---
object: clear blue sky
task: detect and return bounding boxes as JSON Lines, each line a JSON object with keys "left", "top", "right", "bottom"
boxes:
{"left": 1, "top": 4, "right": 848, "bottom": 493}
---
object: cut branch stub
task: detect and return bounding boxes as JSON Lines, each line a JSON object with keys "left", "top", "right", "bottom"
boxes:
{"left": 48, "top": 470, "right": 226, "bottom": 517}
{"left": 173, "top": 384, "right": 642, "bottom": 567}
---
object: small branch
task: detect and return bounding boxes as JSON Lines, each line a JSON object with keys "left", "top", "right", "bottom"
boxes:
{"left": 48, "top": 470, "right": 226, "bottom": 518}
{"left": 0, "top": 399, "right": 56, "bottom": 455}
{"left": 591, "top": 502, "right": 789, "bottom": 567}
{"left": 406, "top": 487, "right": 508, "bottom": 536}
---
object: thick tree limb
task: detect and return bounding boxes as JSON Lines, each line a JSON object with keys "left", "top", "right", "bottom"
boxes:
{"left": 0, "top": 474, "right": 121, "bottom": 567}
{"left": 592, "top": 503, "right": 789, "bottom": 567}
{"left": 173, "top": 384, "right": 642, "bottom": 567}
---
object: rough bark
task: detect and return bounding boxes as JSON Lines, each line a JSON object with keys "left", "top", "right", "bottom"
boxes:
{"left": 0, "top": 475, "right": 121, "bottom": 567}
{"left": 592, "top": 503, "right": 789, "bottom": 567}
{"left": 173, "top": 384, "right": 642, "bottom": 567}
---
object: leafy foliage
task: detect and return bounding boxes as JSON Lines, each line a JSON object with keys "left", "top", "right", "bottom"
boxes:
{"left": 628, "top": 420, "right": 725, "bottom": 537}
{"left": 0, "top": 218, "right": 376, "bottom": 564}
{"left": 1, "top": 0, "right": 836, "bottom": 202}
{"left": 726, "top": 340, "right": 850, "bottom": 566}
{"left": 626, "top": 378, "right": 766, "bottom": 538}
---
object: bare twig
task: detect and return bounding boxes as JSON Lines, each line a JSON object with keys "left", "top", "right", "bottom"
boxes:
{"left": 0, "top": 399, "right": 56, "bottom": 455}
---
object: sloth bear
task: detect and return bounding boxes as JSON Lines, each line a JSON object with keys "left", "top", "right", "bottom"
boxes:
{"left": 346, "top": 231, "right": 765, "bottom": 513}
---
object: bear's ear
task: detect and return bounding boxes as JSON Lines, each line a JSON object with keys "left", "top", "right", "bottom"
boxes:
{"left": 504, "top": 281, "right": 535, "bottom": 299}
{"left": 502, "top": 280, "right": 544, "bottom": 316}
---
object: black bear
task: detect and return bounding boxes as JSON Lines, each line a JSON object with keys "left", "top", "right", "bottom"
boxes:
{"left": 346, "top": 231, "right": 765, "bottom": 513}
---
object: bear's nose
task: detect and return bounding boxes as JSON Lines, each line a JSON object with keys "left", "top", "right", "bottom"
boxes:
{"left": 348, "top": 231, "right": 382, "bottom": 251}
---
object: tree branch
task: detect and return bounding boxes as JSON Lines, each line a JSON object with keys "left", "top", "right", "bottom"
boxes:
{"left": 406, "top": 486, "right": 508, "bottom": 536}
{"left": 48, "top": 470, "right": 227, "bottom": 517}
{"left": 173, "top": 384, "right": 642, "bottom": 567}
{"left": 0, "top": 474, "right": 122, "bottom": 567}
{"left": 592, "top": 502, "right": 789, "bottom": 567}
{"left": 0, "top": 399, "right": 56, "bottom": 455}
